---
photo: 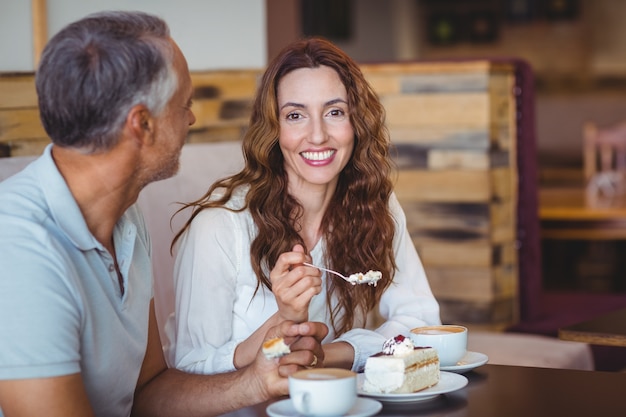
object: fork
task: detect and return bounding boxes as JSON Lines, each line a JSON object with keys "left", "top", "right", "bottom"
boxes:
{"left": 303, "top": 262, "right": 352, "bottom": 283}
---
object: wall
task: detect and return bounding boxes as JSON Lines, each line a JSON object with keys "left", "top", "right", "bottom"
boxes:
{"left": 0, "top": 0, "right": 267, "bottom": 72}
{"left": 0, "top": 1, "right": 34, "bottom": 71}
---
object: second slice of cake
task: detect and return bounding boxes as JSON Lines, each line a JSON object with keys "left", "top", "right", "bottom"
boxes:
{"left": 362, "top": 335, "right": 439, "bottom": 394}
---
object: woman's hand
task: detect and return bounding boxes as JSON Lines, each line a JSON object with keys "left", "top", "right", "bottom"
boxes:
{"left": 270, "top": 244, "right": 322, "bottom": 323}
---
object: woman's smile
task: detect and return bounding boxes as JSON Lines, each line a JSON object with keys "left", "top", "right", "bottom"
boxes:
{"left": 300, "top": 149, "right": 337, "bottom": 165}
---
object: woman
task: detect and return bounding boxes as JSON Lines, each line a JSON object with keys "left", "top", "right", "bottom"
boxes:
{"left": 164, "top": 37, "right": 440, "bottom": 375}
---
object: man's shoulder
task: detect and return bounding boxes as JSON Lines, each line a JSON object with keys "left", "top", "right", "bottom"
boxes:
{"left": 0, "top": 159, "right": 49, "bottom": 226}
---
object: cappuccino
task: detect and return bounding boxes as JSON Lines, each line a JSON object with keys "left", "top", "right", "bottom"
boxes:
{"left": 291, "top": 368, "right": 354, "bottom": 381}
{"left": 289, "top": 368, "right": 357, "bottom": 416}
{"left": 410, "top": 325, "right": 468, "bottom": 366}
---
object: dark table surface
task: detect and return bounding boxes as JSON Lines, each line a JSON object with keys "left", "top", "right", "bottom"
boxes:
{"left": 559, "top": 307, "right": 626, "bottom": 347}
{"left": 224, "top": 364, "right": 626, "bottom": 417}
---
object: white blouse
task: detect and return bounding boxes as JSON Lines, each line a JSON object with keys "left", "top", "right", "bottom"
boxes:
{"left": 163, "top": 188, "right": 441, "bottom": 374}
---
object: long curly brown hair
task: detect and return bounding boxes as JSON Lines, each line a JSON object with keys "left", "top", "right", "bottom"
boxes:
{"left": 173, "top": 37, "right": 397, "bottom": 336}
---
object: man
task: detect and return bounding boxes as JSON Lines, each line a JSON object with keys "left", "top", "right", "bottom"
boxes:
{"left": 0, "top": 11, "right": 327, "bottom": 417}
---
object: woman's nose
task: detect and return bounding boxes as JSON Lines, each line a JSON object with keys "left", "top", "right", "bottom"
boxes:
{"left": 309, "top": 117, "right": 327, "bottom": 144}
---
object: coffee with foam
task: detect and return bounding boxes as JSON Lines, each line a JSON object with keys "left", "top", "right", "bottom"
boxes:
{"left": 410, "top": 325, "right": 467, "bottom": 367}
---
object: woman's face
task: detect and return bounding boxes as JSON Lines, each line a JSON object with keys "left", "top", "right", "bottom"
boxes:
{"left": 277, "top": 65, "right": 355, "bottom": 192}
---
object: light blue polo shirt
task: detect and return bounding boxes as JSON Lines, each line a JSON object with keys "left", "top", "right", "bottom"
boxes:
{"left": 0, "top": 145, "right": 152, "bottom": 417}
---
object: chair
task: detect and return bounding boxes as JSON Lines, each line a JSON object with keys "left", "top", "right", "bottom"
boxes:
{"left": 138, "top": 141, "right": 245, "bottom": 343}
{"left": 583, "top": 121, "right": 626, "bottom": 205}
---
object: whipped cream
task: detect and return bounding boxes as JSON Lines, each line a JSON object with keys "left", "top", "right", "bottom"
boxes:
{"left": 382, "top": 335, "right": 415, "bottom": 356}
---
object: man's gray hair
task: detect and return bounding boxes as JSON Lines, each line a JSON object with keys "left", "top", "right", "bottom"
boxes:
{"left": 36, "top": 10, "right": 178, "bottom": 152}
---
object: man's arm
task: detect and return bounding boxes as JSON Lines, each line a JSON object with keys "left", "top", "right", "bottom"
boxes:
{"left": 131, "top": 301, "right": 327, "bottom": 417}
{"left": 0, "top": 373, "right": 95, "bottom": 417}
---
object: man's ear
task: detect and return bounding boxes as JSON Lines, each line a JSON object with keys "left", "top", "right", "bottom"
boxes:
{"left": 127, "top": 105, "right": 154, "bottom": 145}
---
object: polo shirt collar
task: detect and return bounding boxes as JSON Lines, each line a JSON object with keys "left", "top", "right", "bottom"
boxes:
{"left": 35, "top": 144, "right": 102, "bottom": 252}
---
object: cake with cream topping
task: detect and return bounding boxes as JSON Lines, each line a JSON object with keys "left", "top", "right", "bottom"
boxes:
{"left": 347, "top": 270, "right": 382, "bottom": 286}
{"left": 362, "top": 335, "right": 439, "bottom": 394}
{"left": 262, "top": 337, "right": 290, "bottom": 359}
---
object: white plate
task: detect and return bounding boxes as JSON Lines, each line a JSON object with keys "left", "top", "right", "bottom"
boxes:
{"left": 440, "top": 351, "right": 489, "bottom": 374}
{"left": 357, "top": 371, "right": 468, "bottom": 403}
{"left": 266, "top": 397, "right": 382, "bottom": 417}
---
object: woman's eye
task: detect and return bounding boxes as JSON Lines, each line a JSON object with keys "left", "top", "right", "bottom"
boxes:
{"left": 328, "top": 108, "right": 345, "bottom": 117}
{"left": 286, "top": 112, "right": 301, "bottom": 120}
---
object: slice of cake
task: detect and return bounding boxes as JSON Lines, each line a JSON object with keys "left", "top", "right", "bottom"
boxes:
{"left": 262, "top": 337, "right": 290, "bottom": 359}
{"left": 362, "top": 335, "right": 439, "bottom": 394}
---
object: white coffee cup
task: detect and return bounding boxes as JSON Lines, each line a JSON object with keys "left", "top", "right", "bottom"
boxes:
{"left": 288, "top": 368, "right": 357, "bottom": 416}
{"left": 410, "top": 324, "right": 468, "bottom": 367}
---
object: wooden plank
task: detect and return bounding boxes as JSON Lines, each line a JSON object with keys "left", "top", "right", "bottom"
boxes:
{"left": 389, "top": 127, "right": 490, "bottom": 149}
{"left": 401, "top": 201, "right": 490, "bottom": 233}
{"left": 32, "top": 0, "right": 48, "bottom": 68}
{"left": 395, "top": 170, "right": 493, "bottom": 202}
{"left": 361, "top": 60, "right": 497, "bottom": 76}
{"left": 417, "top": 242, "right": 516, "bottom": 268}
{"left": 187, "top": 126, "right": 245, "bottom": 143}
{"left": 495, "top": 263, "right": 518, "bottom": 299}
{"left": 392, "top": 145, "right": 428, "bottom": 169}
{"left": 0, "top": 143, "right": 10, "bottom": 157}
{"left": 191, "top": 99, "right": 252, "bottom": 128}
{"left": 499, "top": 242, "right": 518, "bottom": 265}
{"left": 439, "top": 297, "right": 514, "bottom": 324}
{"left": 428, "top": 149, "right": 490, "bottom": 170}
{"left": 418, "top": 242, "right": 493, "bottom": 267}
{"left": 411, "top": 231, "right": 489, "bottom": 246}
{"left": 492, "top": 167, "right": 514, "bottom": 200}
{"left": 191, "top": 70, "right": 260, "bottom": 100}
{"left": 427, "top": 266, "right": 494, "bottom": 302}
{"left": 0, "top": 75, "right": 37, "bottom": 109}
{"left": 490, "top": 201, "right": 514, "bottom": 228}
{"left": 190, "top": 100, "right": 222, "bottom": 123}
{"left": 400, "top": 201, "right": 518, "bottom": 245}
{"left": 391, "top": 143, "right": 509, "bottom": 170}
{"left": 382, "top": 93, "right": 491, "bottom": 128}
{"left": 491, "top": 223, "right": 516, "bottom": 243}
{"left": 398, "top": 73, "right": 490, "bottom": 93}
{"left": 362, "top": 74, "right": 400, "bottom": 95}
{"left": 9, "top": 137, "right": 49, "bottom": 157}
{"left": 489, "top": 73, "right": 516, "bottom": 151}
{"left": 426, "top": 265, "right": 516, "bottom": 302}
{"left": 0, "top": 109, "right": 47, "bottom": 142}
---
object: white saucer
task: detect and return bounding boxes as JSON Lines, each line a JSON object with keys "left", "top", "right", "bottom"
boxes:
{"left": 440, "top": 351, "right": 488, "bottom": 374}
{"left": 266, "top": 397, "right": 382, "bottom": 417}
{"left": 357, "top": 371, "right": 468, "bottom": 403}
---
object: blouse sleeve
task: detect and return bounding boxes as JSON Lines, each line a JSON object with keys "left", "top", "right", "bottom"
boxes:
{"left": 335, "top": 193, "right": 441, "bottom": 371}
{"left": 164, "top": 207, "right": 243, "bottom": 374}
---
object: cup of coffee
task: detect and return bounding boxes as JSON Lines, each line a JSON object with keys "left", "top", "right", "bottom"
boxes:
{"left": 288, "top": 368, "right": 357, "bottom": 416}
{"left": 410, "top": 324, "right": 468, "bottom": 367}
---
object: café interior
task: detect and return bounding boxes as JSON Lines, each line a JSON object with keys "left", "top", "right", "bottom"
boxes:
{"left": 2, "top": 0, "right": 626, "bottom": 415}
